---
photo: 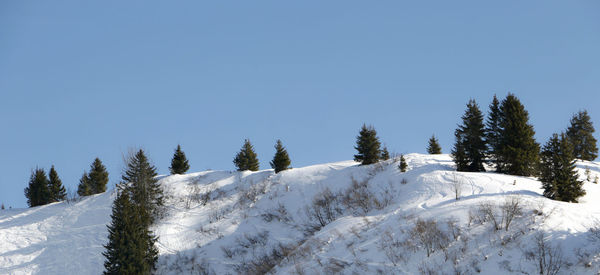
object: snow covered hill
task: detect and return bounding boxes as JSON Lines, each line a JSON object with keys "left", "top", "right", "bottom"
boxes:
{"left": 2, "top": 154, "right": 600, "bottom": 274}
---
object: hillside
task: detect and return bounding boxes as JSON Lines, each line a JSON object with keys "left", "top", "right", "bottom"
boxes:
{"left": 2, "top": 154, "right": 600, "bottom": 274}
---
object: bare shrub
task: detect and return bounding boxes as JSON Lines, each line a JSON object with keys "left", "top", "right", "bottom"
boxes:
{"left": 236, "top": 231, "right": 270, "bottom": 250}
{"left": 525, "top": 232, "right": 565, "bottom": 275}
{"left": 377, "top": 229, "right": 406, "bottom": 266}
{"left": 208, "top": 205, "right": 228, "bottom": 223}
{"left": 474, "top": 196, "right": 523, "bottom": 231}
{"left": 238, "top": 180, "right": 268, "bottom": 206}
{"left": 451, "top": 173, "right": 464, "bottom": 200}
{"left": 401, "top": 178, "right": 408, "bottom": 185}
{"left": 65, "top": 187, "right": 81, "bottom": 204}
{"left": 501, "top": 196, "right": 522, "bottom": 231}
{"left": 410, "top": 218, "right": 450, "bottom": 257}
{"left": 304, "top": 188, "right": 343, "bottom": 232}
{"left": 261, "top": 202, "right": 292, "bottom": 223}
{"left": 446, "top": 218, "right": 462, "bottom": 241}
{"left": 234, "top": 242, "right": 298, "bottom": 275}
{"left": 341, "top": 177, "right": 377, "bottom": 215}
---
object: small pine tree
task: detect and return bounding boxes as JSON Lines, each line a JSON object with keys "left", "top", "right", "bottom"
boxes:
{"left": 270, "top": 139, "right": 291, "bottom": 173}
{"left": 427, "top": 135, "right": 442, "bottom": 154}
{"left": 1, "top": 203, "right": 4, "bottom": 210}
{"left": 103, "top": 188, "right": 158, "bottom": 274}
{"left": 24, "top": 168, "right": 50, "bottom": 207}
{"left": 497, "top": 94, "right": 540, "bottom": 176}
{"left": 354, "top": 124, "right": 382, "bottom": 165}
{"left": 122, "top": 149, "right": 163, "bottom": 226}
{"left": 381, "top": 146, "right": 390, "bottom": 160}
{"left": 233, "top": 139, "right": 260, "bottom": 171}
{"left": 89, "top": 158, "right": 109, "bottom": 194}
{"left": 566, "top": 110, "right": 598, "bottom": 161}
{"left": 540, "top": 133, "right": 585, "bottom": 202}
{"left": 451, "top": 99, "right": 487, "bottom": 172}
{"left": 169, "top": 145, "right": 190, "bottom": 175}
{"left": 48, "top": 165, "right": 67, "bottom": 203}
{"left": 399, "top": 154, "right": 408, "bottom": 172}
{"left": 77, "top": 172, "right": 92, "bottom": 197}
{"left": 486, "top": 95, "right": 503, "bottom": 171}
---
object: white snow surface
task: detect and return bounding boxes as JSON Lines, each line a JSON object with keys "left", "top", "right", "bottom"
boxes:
{"left": 2, "top": 154, "right": 600, "bottom": 274}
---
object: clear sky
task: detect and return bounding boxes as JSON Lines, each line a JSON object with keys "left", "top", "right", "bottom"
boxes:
{"left": 1, "top": 1, "right": 599, "bottom": 208}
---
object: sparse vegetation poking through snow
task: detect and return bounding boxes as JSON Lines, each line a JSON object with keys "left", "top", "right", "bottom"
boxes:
{"left": 472, "top": 196, "right": 523, "bottom": 231}
{"left": 377, "top": 229, "right": 408, "bottom": 266}
{"left": 341, "top": 177, "right": 378, "bottom": 215}
{"left": 409, "top": 218, "right": 450, "bottom": 257}
{"left": 354, "top": 124, "right": 382, "bottom": 165}
{"left": 525, "top": 232, "right": 566, "bottom": 275}
{"left": 451, "top": 173, "right": 464, "bottom": 200}
{"left": 304, "top": 188, "right": 343, "bottom": 231}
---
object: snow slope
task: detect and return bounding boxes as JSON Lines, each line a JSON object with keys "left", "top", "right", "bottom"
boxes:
{"left": 2, "top": 154, "right": 600, "bottom": 274}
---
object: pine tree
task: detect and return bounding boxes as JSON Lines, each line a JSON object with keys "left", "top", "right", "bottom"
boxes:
{"left": 270, "top": 139, "right": 291, "bottom": 173}
{"left": 399, "top": 154, "right": 408, "bottom": 172}
{"left": 103, "top": 188, "right": 158, "bottom": 275}
{"left": 48, "top": 165, "right": 66, "bottom": 203}
{"left": 485, "top": 95, "right": 503, "bottom": 171}
{"left": 540, "top": 133, "right": 585, "bottom": 202}
{"left": 169, "top": 145, "right": 190, "bottom": 175}
{"left": 122, "top": 149, "right": 163, "bottom": 226}
{"left": 427, "top": 135, "right": 442, "bottom": 154}
{"left": 77, "top": 172, "right": 92, "bottom": 197}
{"left": 381, "top": 146, "right": 390, "bottom": 160}
{"left": 89, "top": 158, "right": 109, "bottom": 194}
{"left": 354, "top": 124, "right": 382, "bottom": 165}
{"left": 566, "top": 110, "right": 598, "bottom": 161}
{"left": 497, "top": 94, "right": 540, "bottom": 176}
{"left": 233, "top": 139, "right": 260, "bottom": 171}
{"left": 24, "top": 168, "right": 50, "bottom": 207}
{"left": 451, "top": 99, "right": 487, "bottom": 172}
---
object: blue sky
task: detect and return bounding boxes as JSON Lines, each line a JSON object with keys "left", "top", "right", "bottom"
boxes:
{"left": 1, "top": 1, "right": 599, "bottom": 208}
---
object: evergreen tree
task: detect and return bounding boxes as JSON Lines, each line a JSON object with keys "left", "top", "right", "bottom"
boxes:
{"left": 399, "top": 154, "right": 408, "bottom": 172}
{"left": 77, "top": 172, "right": 92, "bottom": 197}
{"left": 354, "top": 124, "right": 382, "bottom": 165}
{"left": 270, "top": 139, "right": 291, "bottom": 173}
{"left": 233, "top": 139, "right": 260, "bottom": 171}
{"left": 88, "top": 158, "right": 109, "bottom": 194}
{"left": 122, "top": 149, "right": 163, "bottom": 226}
{"left": 566, "top": 110, "right": 598, "bottom": 161}
{"left": 24, "top": 168, "right": 50, "bottom": 207}
{"left": 103, "top": 188, "right": 158, "bottom": 275}
{"left": 451, "top": 99, "right": 487, "bottom": 172}
{"left": 427, "top": 135, "right": 442, "bottom": 154}
{"left": 540, "top": 133, "right": 585, "bottom": 202}
{"left": 497, "top": 94, "right": 540, "bottom": 176}
{"left": 169, "top": 145, "right": 190, "bottom": 175}
{"left": 485, "top": 95, "right": 503, "bottom": 171}
{"left": 48, "top": 165, "right": 66, "bottom": 202}
{"left": 381, "top": 146, "right": 391, "bottom": 160}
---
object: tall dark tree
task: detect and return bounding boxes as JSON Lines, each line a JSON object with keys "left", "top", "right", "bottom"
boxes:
{"left": 540, "top": 133, "right": 585, "bottom": 202}
{"left": 427, "top": 135, "right": 442, "bottom": 154}
{"left": 354, "top": 124, "right": 382, "bottom": 165}
{"left": 89, "top": 158, "right": 109, "bottom": 194}
{"left": 381, "top": 146, "right": 391, "bottom": 160}
{"left": 497, "top": 94, "right": 540, "bottom": 176}
{"left": 169, "top": 145, "right": 190, "bottom": 175}
{"left": 451, "top": 99, "right": 487, "bottom": 172}
{"left": 566, "top": 110, "right": 598, "bottom": 161}
{"left": 270, "top": 139, "right": 291, "bottom": 173}
{"left": 77, "top": 172, "right": 92, "bottom": 197}
{"left": 103, "top": 189, "right": 158, "bottom": 274}
{"left": 24, "top": 168, "right": 50, "bottom": 207}
{"left": 233, "top": 139, "right": 260, "bottom": 171}
{"left": 48, "top": 165, "right": 66, "bottom": 203}
{"left": 122, "top": 149, "right": 163, "bottom": 227}
{"left": 485, "top": 95, "right": 503, "bottom": 171}
{"left": 399, "top": 154, "right": 408, "bottom": 172}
